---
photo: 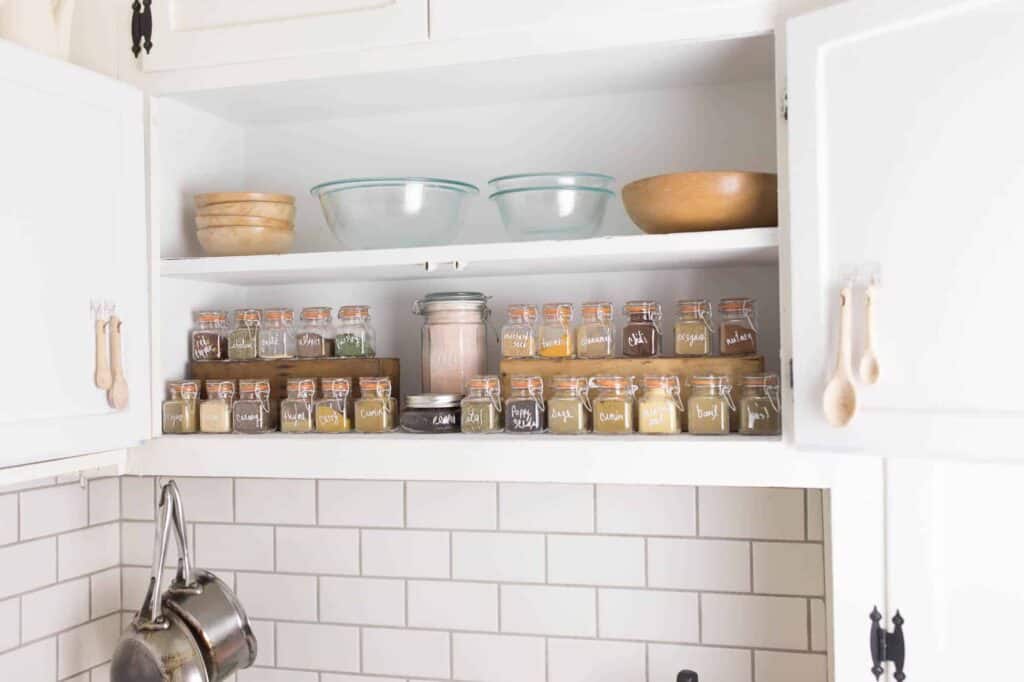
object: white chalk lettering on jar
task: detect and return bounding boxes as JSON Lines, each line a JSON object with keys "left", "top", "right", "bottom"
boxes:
{"left": 599, "top": 411, "right": 625, "bottom": 423}
{"left": 695, "top": 404, "right": 720, "bottom": 419}
{"left": 746, "top": 406, "right": 770, "bottom": 428}
{"left": 580, "top": 333, "right": 611, "bottom": 347}
{"left": 194, "top": 336, "right": 216, "bottom": 357}
{"left": 644, "top": 406, "right": 668, "bottom": 425}
{"left": 626, "top": 330, "right": 648, "bottom": 348}
{"left": 725, "top": 332, "right": 754, "bottom": 347}
{"left": 282, "top": 406, "right": 309, "bottom": 421}
{"left": 360, "top": 406, "right": 385, "bottom": 419}
{"left": 166, "top": 413, "right": 184, "bottom": 427}
{"left": 503, "top": 331, "right": 532, "bottom": 350}
{"left": 463, "top": 411, "right": 483, "bottom": 426}
{"left": 676, "top": 331, "right": 706, "bottom": 345}
{"left": 236, "top": 411, "right": 260, "bottom": 423}
{"left": 319, "top": 412, "right": 340, "bottom": 425}
{"left": 229, "top": 336, "right": 252, "bottom": 351}
{"left": 432, "top": 413, "right": 457, "bottom": 426}
{"left": 540, "top": 336, "right": 565, "bottom": 350}
{"left": 550, "top": 407, "right": 574, "bottom": 423}
{"left": 509, "top": 405, "right": 537, "bottom": 429}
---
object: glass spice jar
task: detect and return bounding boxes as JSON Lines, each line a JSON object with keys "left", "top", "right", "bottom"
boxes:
{"left": 674, "top": 300, "right": 713, "bottom": 357}
{"left": 316, "top": 378, "right": 352, "bottom": 433}
{"left": 259, "top": 308, "right": 296, "bottom": 359}
{"left": 227, "top": 309, "right": 261, "bottom": 360}
{"left": 738, "top": 373, "right": 781, "bottom": 436}
{"left": 622, "top": 300, "right": 662, "bottom": 357}
{"left": 589, "top": 376, "right": 636, "bottom": 434}
{"left": 199, "top": 380, "right": 235, "bottom": 434}
{"left": 335, "top": 305, "right": 376, "bottom": 358}
{"left": 637, "top": 375, "right": 684, "bottom": 435}
{"left": 718, "top": 298, "right": 758, "bottom": 355}
{"left": 576, "top": 302, "right": 615, "bottom": 359}
{"left": 355, "top": 376, "right": 397, "bottom": 433}
{"left": 191, "top": 311, "right": 229, "bottom": 361}
{"left": 500, "top": 304, "right": 538, "bottom": 359}
{"left": 400, "top": 394, "right": 462, "bottom": 434}
{"left": 505, "top": 375, "right": 546, "bottom": 434}
{"left": 296, "top": 306, "right": 334, "bottom": 358}
{"left": 686, "top": 374, "right": 734, "bottom": 435}
{"left": 539, "top": 303, "right": 575, "bottom": 358}
{"left": 233, "top": 379, "right": 275, "bottom": 434}
{"left": 280, "top": 377, "right": 317, "bottom": 433}
{"left": 162, "top": 380, "right": 200, "bottom": 434}
{"left": 460, "top": 375, "right": 503, "bottom": 434}
{"left": 413, "top": 292, "right": 490, "bottom": 395}
{"left": 546, "top": 376, "right": 591, "bottom": 435}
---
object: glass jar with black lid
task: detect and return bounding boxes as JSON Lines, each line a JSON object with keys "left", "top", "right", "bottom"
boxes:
{"left": 400, "top": 394, "right": 462, "bottom": 434}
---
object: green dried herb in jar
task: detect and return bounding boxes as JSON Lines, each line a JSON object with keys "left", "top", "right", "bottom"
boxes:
{"left": 227, "top": 309, "right": 261, "bottom": 360}
{"left": 335, "top": 305, "right": 376, "bottom": 358}
{"left": 460, "top": 375, "right": 503, "bottom": 434}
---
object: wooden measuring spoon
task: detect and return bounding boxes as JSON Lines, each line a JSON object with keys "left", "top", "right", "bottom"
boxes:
{"left": 94, "top": 315, "right": 112, "bottom": 390}
{"left": 823, "top": 286, "right": 857, "bottom": 427}
{"left": 107, "top": 315, "right": 129, "bottom": 410}
{"left": 859, "top": 283, "right": 880, "bottom": 385}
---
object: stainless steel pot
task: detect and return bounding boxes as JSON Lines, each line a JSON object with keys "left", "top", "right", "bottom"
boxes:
{"left": 164, "top": 481, "right": 257, "bottom": 682}
{"left": 110, "top": 484, "right": 210, "bottom": 682}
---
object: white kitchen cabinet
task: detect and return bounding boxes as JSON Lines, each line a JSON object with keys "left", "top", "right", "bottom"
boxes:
{"left": 784, "top": 0, "right": 1024, "bottom": 458}
{"left": 0, "top": 39, "right": 150, "bottom": 465}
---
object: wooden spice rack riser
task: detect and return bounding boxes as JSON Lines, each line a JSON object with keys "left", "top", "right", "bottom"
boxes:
{"left": 188, "top": 357, "right": 400, "bottom": 401}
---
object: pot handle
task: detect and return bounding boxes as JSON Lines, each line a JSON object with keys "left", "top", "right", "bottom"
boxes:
{"left": 164, "top": 481, "right": 198, "bottom": 591}
{"left": 135, "top": 484, "right": 175, "bottom": 630}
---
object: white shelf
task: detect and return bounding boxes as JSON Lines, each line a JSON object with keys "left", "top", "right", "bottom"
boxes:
{"left": 0, "top": 450, "right": 128, "bottom": 488}
{"left": 127, "top": 433, "right": 850, "bottom": 489}
{"left": 160, "top": 228, "right": 779, "bottom": 285}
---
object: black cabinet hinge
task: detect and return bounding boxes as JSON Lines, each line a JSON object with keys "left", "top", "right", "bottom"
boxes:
{"left": 131, "top": 0, "right": 153, "bottom": 58}
{"left": 871, "top": 607, "right": 906, "bottom": 681}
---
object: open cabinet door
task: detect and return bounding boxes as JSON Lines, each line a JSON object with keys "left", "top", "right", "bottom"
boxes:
{"left": 784, "top": 0, "right": 1024, "bottom": 457}
{"left": 0, "top": 40, "right": 150, "bottom": 465}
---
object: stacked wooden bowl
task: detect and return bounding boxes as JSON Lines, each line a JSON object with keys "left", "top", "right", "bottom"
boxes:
{"left": 194, "top": 192, "right": 296, "bottom": 256}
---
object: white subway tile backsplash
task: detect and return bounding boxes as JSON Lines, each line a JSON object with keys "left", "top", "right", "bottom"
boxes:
{"left": 236, "top": 479, "right": 315, "bottom": 525}
{"left": 0, "top": 638, "right": 56, "bottom": 682}
{"left": 548, "top": 535, "right": 645, "bottom": 587}
{"left": 698, "top": 487, "right": 805, "bottom": 540}
{"left": 701, "top": 593, "right": 808, "bottom": 650}
{"left": 166, "top": 477, "right": 234, "bottom": 522}
{"left": 120, "top": 477, "right": 155, "bottom": 520}
{"left": 648, "top": 643, "right": 752, "bottom": 682}
{"left": 362, "top": 627, "right": 450, "bottom": 679}
{"left": 0, "top": 495, "right": 18, "bottom": 546}
{"left": 236, "top": 573, "right": 317, "bottom": 621}
{"left": 453, "top": 632, "right": 545, "bottom": 682}
{"left": 810, "top": 598, "right": 827, "bottom": 652}
{"left": 501, "top": 584, "right": 595, "bottom": 637}
{"left": 59, "top": 524, "right": 119, "bottom": 580}
{"left": 407, "top": 481, "right": 497, "bottom": 530}
{"left": 548, "top": 638, "right": 645, "bottom": 682}
{"left": 322, "top": 676, "right": 404, "bottom": 682}
{"left": 499, "top": 483, "right": 593, "bottom": 533}
{"left": 0, "top": 537, "right": 56, "bottom": 598}
{"left": 22, "top": 578, "right": 90, "bottom": 640}
{"left": 408, "top": 580, "right": 498, "bottom": 632}
{"left": 275, "top": 526, "right": 359, "bottom": 575}
{"left": 599, "top": 588, "right": 699, "bottom": 643}
{"left": 362, "top": 529, "right": 449, "bottom": 578}
{"left": 91, "top": 567, "right": 121, "bottom": 618}
{"left": 596, "top": 485, "right": 696, "bottom": 536}
{"left": 57, "top": 613, "right": 120, "bottom": 678}
{"left": 249, "top": 620, "right": 275, "bottom": 667}
{"left": 807, "top": 489, "right": 824, "bottom": 542}
{"left": 321, "top": 576, "right": 405, "bottom": 626}
{"left": 276, "top": 622, "right": 360, "bottom": 673}
{"left": 318, "top": 480, "right": 403, "bottom": 527}
{"left": 195, "top": 524, "right": 274, "bottom": 571}
{"left": 90, "top": 663, "right": 111, "bottom": 682}
{"left": 120, "top": 521, "right": 157, "bottom": 566}
{"left": 452, "top": 532, "right": 545, "bottom": 583}
{"left": 21, "top": 484, "right": 87, "bottom": 539}
{"left": 752, "top": 542, "right": 825, "bottom": 596}
{"left": 648, "top": 538, "right": 750, "bottom": 592}
{"left": 754, "top": 651, "right": 828, "bottom": 682}
{"left": 0, "top": 477, "right": 56, "bottom": 494}
{"left": 239, "top": 669, "right": 318, "bottom": 682}
{"left": 88, "top": 478, "right": 120, "bottom": 526}
{"left": 0, "top": 598, "right": 19, "bottom": 652}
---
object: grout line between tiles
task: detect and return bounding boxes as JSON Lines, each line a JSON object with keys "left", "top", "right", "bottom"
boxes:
{"left": 694, "top": 486, "right": 701, "bottom": 536}
{"left": 803, "top": 489, "right": 808, "bottom": 541}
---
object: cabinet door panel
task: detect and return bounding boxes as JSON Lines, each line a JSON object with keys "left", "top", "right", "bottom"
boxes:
{"left": 0, "top": 40, "right": 149, "bottom": 464}
{"left": 785, "top": 0, "right": 1024, "bottom": 456}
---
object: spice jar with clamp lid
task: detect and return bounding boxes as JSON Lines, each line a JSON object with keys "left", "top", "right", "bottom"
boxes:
{"left": 297, "top": 306, "right": 334, "bottom": 358}
{"left": 335, "top": 305, "right": 376, "bottom": 358}
{"left": 233, "top": 378, "right": 274, "bottom": 433}
{"left": 316, "top": 378, "right": 352, "bottom": 433}
{"left": 227, "top": 309, "right": 261, "bottom": 360}
{"left": 191, "top": 311, "right": 229, "bottom": 361}
{"left": 718, "top": 298, "right": 758, "bottom": 355}
{"left": 501, "top": 304, "right": 538, "bottom": 359}
{"left": 401, "top": 394, "right": 462, "bottom": 434}
{"left": 355, "top": 376, "right": 397, "bottom": 433}
{"left": 576, "top": 302, "right": 615, "bottom": 359}
{"left": 199, "top": 380, "right": 235, "bottom": 434}
{"left": 590, "top": 376, "right": 637, "bottom": 434}
{"left": 281, "top": 377, "right": 317, "bottom": 433}
{"left": 674, "top": 300, "right": 713, "bottom": 357}
{"left": 547, "top": 376, "right": 591, "bottom": 435}
{"left": 413, "top": 292, "right": 490, "bottom": 395}
{"left": 259, "top": 308, "right": 295, "bottom": 359}
{"left": 738, "top": 373, "right": 780, "bottom": 436}
{"left": 163, "top": 380, "right": 200, "bottom": 434}
{"left": 505, "top": 375, "right": 546, "bottom": 434}
{"left": 622, "top": 300, "right": 662, "bottom": 357}
{"left": 460, "top": 375, "right": 503, "bottom": 434}
{"left": 637, "top": 375, "right": 684, "bottom": 435}
{"left": 686, "top": 374, "right": 734, "bottom": 435}
{"left": 539, "top": 303, "right": 575, "bottom": 358}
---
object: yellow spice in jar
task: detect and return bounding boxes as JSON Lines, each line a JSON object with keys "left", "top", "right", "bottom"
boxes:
{"left": 315, "top": 402, "right": 352, "bottom": 433}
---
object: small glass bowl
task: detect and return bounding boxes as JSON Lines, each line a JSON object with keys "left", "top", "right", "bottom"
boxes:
{"left": 490, "top": 186, "right": 614, "bottom": 240}
{"left": 488, "top": 172, "right": 614, "bottom": 192}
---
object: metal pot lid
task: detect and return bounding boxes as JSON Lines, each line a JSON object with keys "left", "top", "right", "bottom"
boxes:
{"left": 405, "top": 393, "right": 463, "bottom": 408}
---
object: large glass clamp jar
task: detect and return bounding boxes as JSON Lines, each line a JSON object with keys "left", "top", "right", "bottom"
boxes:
{"left": 413, "top": 292, "right": 490, "bottom": 395}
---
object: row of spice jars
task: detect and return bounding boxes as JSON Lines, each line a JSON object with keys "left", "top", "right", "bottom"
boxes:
{"left": 500, "top": 298, "right": 758, "bottom": 360}
{"left": 161, "top": 376, "right": 398, "bottom": 434}
{"left": 190, "top": 306, "right": 377, "bottom": 362}
{"left": 458, "top": 372, "right": 780, "bottom": 436}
